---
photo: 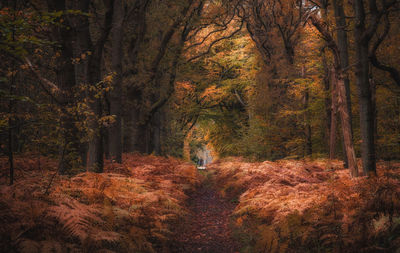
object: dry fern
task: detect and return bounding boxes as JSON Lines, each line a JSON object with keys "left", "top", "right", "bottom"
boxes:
{"left": 210, "top": 158, "right": 400, "bottom": 252}
{"left": 0, "top": 154, "right": 198, "bottom": 252}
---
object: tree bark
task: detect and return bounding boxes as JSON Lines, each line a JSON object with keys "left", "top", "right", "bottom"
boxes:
{"left": 74, "top": 0, "right": 113, "bottom": 172}
{"left": 321, "top": 49, "right": 332, "bottom": 153}
{"left": 108, "top": 0, "right": 124, "bottom": 163}
{"left": 302, "top": 66, "right": 312, "bottom": 156}
{"left": 330, "top": 69, "right": 338, "bottom": 160}
{"left": 353, "top": 0, "right": 376, "bottom": 176}
{"left": 47, "top": 0, "right": 83, "bottom": 174}
{"left": 310, "top": 14, "right": 359, "bottom": 177}
{"left": 333, "top": 0, "right": 353, "bottom": 168}
{"left": 334, "top": 69, "right": 359, "bottom": 177}
{"left": 152, "top": 111, "right": 161, "bottom": 155}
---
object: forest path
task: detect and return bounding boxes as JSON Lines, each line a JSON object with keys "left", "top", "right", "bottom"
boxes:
{"left": 173, "top": 173, "right": 240, "bottom": 253}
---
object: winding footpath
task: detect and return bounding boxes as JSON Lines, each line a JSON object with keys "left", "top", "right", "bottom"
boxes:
{"left": 173, "top": 181, "right": 240, "bottom": 253}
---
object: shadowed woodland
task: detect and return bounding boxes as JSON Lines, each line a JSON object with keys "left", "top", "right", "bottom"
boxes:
{"left": 1, "top": 0, "right": 400, "bottom": 252}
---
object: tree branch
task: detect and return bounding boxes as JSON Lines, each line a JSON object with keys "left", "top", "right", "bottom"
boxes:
{"left": 24, "top": 57, "right": 64, "bottom": 104}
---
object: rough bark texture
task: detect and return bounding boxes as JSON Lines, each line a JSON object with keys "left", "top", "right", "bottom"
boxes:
{"left": 310, "top": 14, "right": 359, "bottom": 177}
{"left": 334, "top": 69, "right": 359, "bottom": 177}
{"left": 353, "top": 0, "right": 376, "bottom": 175}
{"left": 321, "top": 50, "right": 332, "bottom": 153}
{"left": 333, "top": 0, "right": 353, "bottom": 168}
{"left": 329, "top": 69, "right": 338, "bottom": 160}
{"left": 108, "top": 0, "right": 124, "bottom": 163}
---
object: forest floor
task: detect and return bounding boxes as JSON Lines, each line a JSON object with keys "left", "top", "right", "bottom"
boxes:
{"left": 173, "top": 172, "right": 240, "bottom": 253}
{"left": 1, "top": 155, "right": 399, "bottom": 252}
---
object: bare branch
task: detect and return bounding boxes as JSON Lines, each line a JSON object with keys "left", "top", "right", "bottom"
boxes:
{"left": 24, "top": 57, "right": 64, "bottom": 104}
{"left": 186, "top": 19, "right": 244, "bottom": 62}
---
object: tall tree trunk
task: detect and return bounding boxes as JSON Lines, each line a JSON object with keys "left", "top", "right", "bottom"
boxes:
{"left": 370, "top": 76, "right": 378, "bottom": 151}
{"left": 74, "top": 0, "right": 113, "bottom": 172}
{"left": 302, "top": 66, "right": 312, "bottom": 156}
{"left": 353, "top": 0, "right": 376, "bottom": 176}
{"left": 333, "top": 0, "right": 353, "bottom": 168}
{"left": 47, "top": 0, "right": 82, "bottom": 174}
{"left": 130, "top": 89, "right": 144, "bottom": 153}
{"left": 108, "top": 0, "right": 124, "bottom": 163}
{"left": 322, "top": 49, "right": 332, "bottom": 153}
{"left": 333, "top": 69, "right": 359, "bottom": 176}
{"left": 8, "top": 62, "right": 15, "bottom": 185}
{"left": 330, "top": 70, "right": 338, "bottom": 160}
{"left": 152, "top": 111, "right": 161, "bottom": 155}
{"left": 8, "top": 2, "right": 16, "bottom": 184}
{"left": 310, "top": 13, "right": 359, "bottom": 177}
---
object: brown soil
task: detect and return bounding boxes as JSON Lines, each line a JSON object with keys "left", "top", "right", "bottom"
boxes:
{"left": 172, "top": 182, "right": 240, "bottom": 253}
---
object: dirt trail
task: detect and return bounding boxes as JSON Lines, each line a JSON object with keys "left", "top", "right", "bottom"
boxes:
{"left": 173, "top": 179, "right": 239, "bottom": 253}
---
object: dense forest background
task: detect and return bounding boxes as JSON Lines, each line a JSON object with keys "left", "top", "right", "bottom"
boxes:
{"left": 1, "top": 0, "right": 400, "bottom": 252}
{"left": 1, "top": 0, "right": 399, "bottom": 179}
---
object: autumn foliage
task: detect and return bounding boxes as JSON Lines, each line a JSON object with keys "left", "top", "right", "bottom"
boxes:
{"left": 0, "top": 154, "right": 199, "bottom": 252}
{"left": 208, "top": 158, "right": 400, "bottom": 252}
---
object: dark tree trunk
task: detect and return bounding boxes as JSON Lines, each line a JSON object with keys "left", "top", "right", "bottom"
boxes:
{"left": 302, "top": 66, "right": 312, "bottom": 156}
{"left": 370, "top": 76, "right": 378, "bottom": 150}
{"left": 310, "top": 14, "right": 359, "bottom": 177}
{"left": 124, "top": 0, "right": 150, "bottom": 153}
{"left": 321, "top": 50, "right": 332, "bottom": 153}
{"left": 330, "top": 70, "right": 338, "bottom": 160}
{"left": 152, "top": 111, "right": 161, "bottom": 155}
{"left": 103, "top": 128, "right": 110, "bottom": 159}
{"left": 333, "top": 0, "right": 353, "bottom": 168}
{"left": 47, "top": 0, "right": 83, "bottom": 174}
{"left": 8, "top": 68, "right": 15, "bottom": 185}
{"left": 353, "top": 0, "right": 376, "bottom": 176}
{"left": 77, "top": 0, "right": 113, "bottom": 172}
{"left": 335, "top": 69, "right": 359, "bottom": 177}
{"left": 130, "top": 89, "right": 144, "bottom": 153}
{"left": 8, "top": 2, "right": 16, "bottom": 184}
{"left": 108, "top": 0, "right": 124, "bottom": 163}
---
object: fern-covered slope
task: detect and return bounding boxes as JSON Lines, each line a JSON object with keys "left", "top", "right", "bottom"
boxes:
{"left": 209, "top": 158, "right": 400, "bottom": 252}
{"left": 0, "top": 153, "right": 199, "bottom": 253}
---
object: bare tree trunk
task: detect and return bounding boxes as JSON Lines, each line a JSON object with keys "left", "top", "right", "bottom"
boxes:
{"left": 8, "top": 4, "right": 16, "bottom": 184}
{"left": 8, "top": 64, "right": 15, "bottom": 185}
{"left": 152, "top": 111, "right": 161, "bottom": 155}
{"left": 330, "top": 70, "right": 338, "bottom": 160}
{"left": 353, "top": 0, "right": 376, "bottom": 176}
{"left": 310, "top": 13, "right": 359, "bottom": 177}
{"left": 108, "top": 0, "right": 124, "bottom": 163}
{"left": 302, "top": 66, "right": 312, "bottom": 156}
{"left": 74, "top": 0, "right": 113, "bottom": 172}
{"left": 370, "top": 76, "right": 378, "bottom": 150}
{"left": 103, "top": 128, "right": 110, "bottom": 159}
{"left": 321, "top": 50, "right": 332, "bottom": 154}
{"left": 333, "top": 69, "right": 359, "bottom": 177}
{"left": 333, "top": 0, "right": 353, "bottom": 168}
{"left": 47, "top": 0, "right": 83, "bottom": 174}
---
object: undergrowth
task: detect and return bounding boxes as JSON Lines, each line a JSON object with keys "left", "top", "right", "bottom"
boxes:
{"left": 209, "top": 158, "right": 400, "bottom": 253}
{"left": 0, "top": 153, "right": 199, "bottom": 252}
